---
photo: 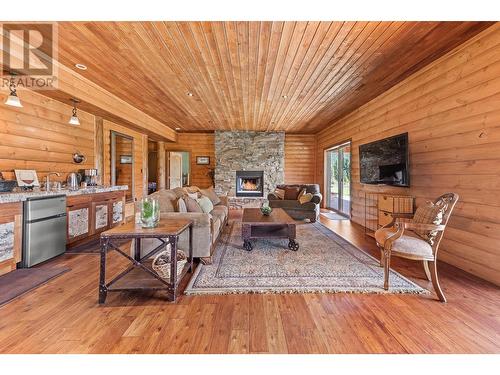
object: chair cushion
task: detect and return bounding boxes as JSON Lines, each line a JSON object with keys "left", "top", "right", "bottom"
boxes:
{"left": 187, "top": 192, "right": 199, "bottom": 200}
{"left": 375, "top": 228, "right": 433, "bottom": 259}
{"left": 176, "top": 197, "right": 187, "bottom": 213}
{"left": 284, "top": 186, "right": 301, "bottom": 200}
{"left": 276, "top": 184, "right": 320, "bottom": 195}
{"left": 147, "top": 189, "right": 177, "bottom": 213}
{"left": 212, "top": 217, "right": 222, "bottom": 243}
{"left": 184, "top": 196, "right": 203, "bottom": 213}
{"left": 200, "top": 186, "right": 221, "bottom": 206}
{"left": 413, "top": 200, "right": 447, "bottom": 245}
{"left": 172, "top": 187, "right": 187, "bottom": 198}
{"left": 274, "top": 188, "right": 285, "bottom": 200}
{"left": 299, "top": 192, "right": 313, "bottom": 204}
{"left": 197, "top": 196, "right": 214, "bottom": 214}
{"left": 269, "top": 199, "right": 316, "bottom": 211}
{"left": 210, "top": 205, "right": 228, "bottom": 224}
{"left": 269, "top": 200, "right": 302, "bottom": 209}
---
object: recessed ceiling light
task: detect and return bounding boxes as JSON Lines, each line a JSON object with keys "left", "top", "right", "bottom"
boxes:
{"left": 75, "top": 63, "right": 87, "bottom": 70}
{"left": 187, "top": 92, "right": 193, "bottom": 97}
{"left": 175, "top": 127, "right": 181, "bottom": 130}
{"left": 282, "top": 95, "right": 288, "bottom": 99}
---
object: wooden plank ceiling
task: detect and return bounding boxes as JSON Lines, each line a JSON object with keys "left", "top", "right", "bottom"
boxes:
{"left": 57, "top": 21, "right": 492, "bottom": 133}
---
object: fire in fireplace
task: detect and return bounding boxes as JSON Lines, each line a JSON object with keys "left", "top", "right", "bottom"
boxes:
{"left": 236, "top": 170, "right": 264, "bottom": 197}
{"left": 242, "top": 179, "right": 258, "bottom": 191}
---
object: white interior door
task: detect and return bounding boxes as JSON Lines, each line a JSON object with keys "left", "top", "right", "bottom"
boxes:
{"left": 168, "top": 152, "right": 183, "bottom": 189}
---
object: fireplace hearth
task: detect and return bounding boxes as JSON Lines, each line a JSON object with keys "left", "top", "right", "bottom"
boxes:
{"left": 236, "top": 171, "right": 264, "bottom": 197}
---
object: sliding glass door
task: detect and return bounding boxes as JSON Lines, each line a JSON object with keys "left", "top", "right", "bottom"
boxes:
{"left": 325, "top": 142, "right": 351, "bottom": 217}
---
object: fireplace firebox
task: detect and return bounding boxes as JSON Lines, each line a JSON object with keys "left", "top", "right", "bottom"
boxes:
{"left": 236, "top": 170, "right": 264, "bottom": 197}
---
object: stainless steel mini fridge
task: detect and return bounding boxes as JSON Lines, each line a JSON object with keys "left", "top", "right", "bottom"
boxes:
{"left": 22, "top": 195, "right": 67, "bottom": 268}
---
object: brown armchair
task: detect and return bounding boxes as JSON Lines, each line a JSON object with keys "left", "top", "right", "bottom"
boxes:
{"left": 374, "top": 193, "right": 459, "bottom": 302}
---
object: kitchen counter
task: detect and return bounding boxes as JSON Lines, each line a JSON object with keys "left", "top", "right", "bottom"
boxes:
{"left": 0, "top": 185, "right": 128, "bottom": 204}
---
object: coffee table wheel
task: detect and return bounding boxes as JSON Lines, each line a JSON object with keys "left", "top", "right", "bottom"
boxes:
{"left": 243, "top": 240, "right": 253, "bottom": 251}
{"left": 288, "top": 239, "right": 299, "bottom": 251}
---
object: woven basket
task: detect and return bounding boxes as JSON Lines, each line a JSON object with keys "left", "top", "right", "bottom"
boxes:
{"left": 152, "top": 250, "right": 187, "bottom": 279}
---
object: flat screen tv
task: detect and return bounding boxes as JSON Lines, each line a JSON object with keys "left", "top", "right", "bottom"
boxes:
{"left": 359, "top": 133, "right": 410, "bottom": 187}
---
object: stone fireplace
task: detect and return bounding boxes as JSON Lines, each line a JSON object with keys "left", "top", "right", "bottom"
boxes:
{"left": 214, "top": 131, "right": 284, "bottom": 201}
{"left": 235, "top": 170, "right": 264, "bottom": 197}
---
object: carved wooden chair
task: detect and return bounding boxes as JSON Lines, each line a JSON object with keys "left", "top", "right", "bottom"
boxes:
{"left": 374, "top": 193, "right": 459, "bottom": 302}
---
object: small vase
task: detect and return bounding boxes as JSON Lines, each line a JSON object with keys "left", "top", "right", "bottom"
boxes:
{"left": 140, "top": 197, "right": 160, "bottom": 228}
{"left": 260, "top": 201, "right": 272, "bottom": 216}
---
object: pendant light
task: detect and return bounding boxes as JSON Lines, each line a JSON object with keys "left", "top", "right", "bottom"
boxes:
{"left": 4, "top": 76, "right": 23, "bottom": 108}
{"left": 68, "top": 98, "right": 80, "bottom": 126}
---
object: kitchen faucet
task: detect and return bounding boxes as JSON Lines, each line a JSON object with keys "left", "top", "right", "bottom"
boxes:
{"left": 45, "top": 172, "right": 61, "bottom": 191}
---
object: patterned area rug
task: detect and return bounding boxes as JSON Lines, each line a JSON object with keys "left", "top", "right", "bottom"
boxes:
{"left": 185, "top": 220, "right": 428, "bottom": 295}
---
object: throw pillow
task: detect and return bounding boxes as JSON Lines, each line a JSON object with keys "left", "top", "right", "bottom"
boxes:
{"left": 187, "top": 192, "right": 199, "bottom": 200}
{"left": 298, "top": 192, "right": 313, "bottom": 204}
{"left": 184, "top": 196, "right": 203, "bottom": 213}
{"left": 185, "top": 186, "right": 200, "bottom": 193}
{"left": 413, "top": 200, "right": 447, "bottom": 245}
{"left": 297, "top": 188, "right": 307, "bottom": 201}
{"left": 200, "top": 186, "right": 221, "bottom": 206}
{"left": 284, "top": 186, "right": 301, "bottom": 200}
{"left": 274, "top": 188, "right": 285, "bottom": 200}
{"left": 197, "top": 196, "right": 214, "bottom": 214}
{"left": 175, "top": 197, "right": 187, "bottom": 213}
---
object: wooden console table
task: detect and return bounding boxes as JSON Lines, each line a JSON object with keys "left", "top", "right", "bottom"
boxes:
{"left": 99, "top": 219, "right": 193, "bottom": 304}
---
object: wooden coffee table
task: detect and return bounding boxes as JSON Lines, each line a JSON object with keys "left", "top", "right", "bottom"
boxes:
{"left": 241, "top": 208, "right": 299, "bottom": 251}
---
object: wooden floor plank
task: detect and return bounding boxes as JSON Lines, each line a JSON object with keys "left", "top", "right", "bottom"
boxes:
{"left": 0, "top": 210, "right": 498, "bottom": 354}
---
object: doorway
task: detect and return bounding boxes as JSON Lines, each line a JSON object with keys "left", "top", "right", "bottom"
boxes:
{"left": 110, "top": 131, "right": 134, "bottom": 201}
{"left": 167, "top": 151, "right": 190, "bottom": 189}
{"left": 324, "top": 141, "right": 351, "bottom": 217}
{"left": 147, "top": 141, "right": 158, "bottom": 194}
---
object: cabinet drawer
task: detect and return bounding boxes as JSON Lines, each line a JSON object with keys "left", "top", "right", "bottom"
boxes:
{"left": 378, "top": 210, "right": 393, "bottom": 227}
{"left": 378, "top": 195, "right": 394, "bottom": 213}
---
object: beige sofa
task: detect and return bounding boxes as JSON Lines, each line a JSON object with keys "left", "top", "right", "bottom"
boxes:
{"left": 134, "top": 186, "right": 228, "bottom": 264}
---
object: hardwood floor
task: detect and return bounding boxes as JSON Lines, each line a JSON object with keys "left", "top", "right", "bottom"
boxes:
{"left": 0, "top": 210, "right": 498, "bottom": 354}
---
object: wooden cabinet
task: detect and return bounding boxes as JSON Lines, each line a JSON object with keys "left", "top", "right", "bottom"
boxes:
{"left": 364, "top": 193, "right": 414, "bottom": 237}
{"left": 67, "top": 198, "right": 92, "bottom": 244}
{"left": 378, "top": 210, "right": 393, "bottom": 227}
{"left": 378, "top": 194, "right": 413, "bottom": 214}
{"left": 0, "top": 202, "right": 22, "bottom": 276}
{"left": 111, "top": 198, "right": 125, "bottom": 226}
{"left": 66, "top": 191, "right": 126, "bottom": 248}
{"left": 92, "top": 200, "right": 110, "bottom": 235}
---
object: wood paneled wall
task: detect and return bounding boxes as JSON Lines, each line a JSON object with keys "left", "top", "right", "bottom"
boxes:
{"left": 102, "top": 120, "right": 146, "bottom": 202}
{"left": 284, "top": 134, "right": 316, "bottom": 184}
{"left": 165, "top": 133, "right": 215, "bottom": 189}
{"left": 0, "top": 90, "right": 95, "bottom": 182}
{"left": 315, "top": 25, "right": 500, "bottom": 285}
{"left": 164, "top": 133, "right": 316, "bottom": 188}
